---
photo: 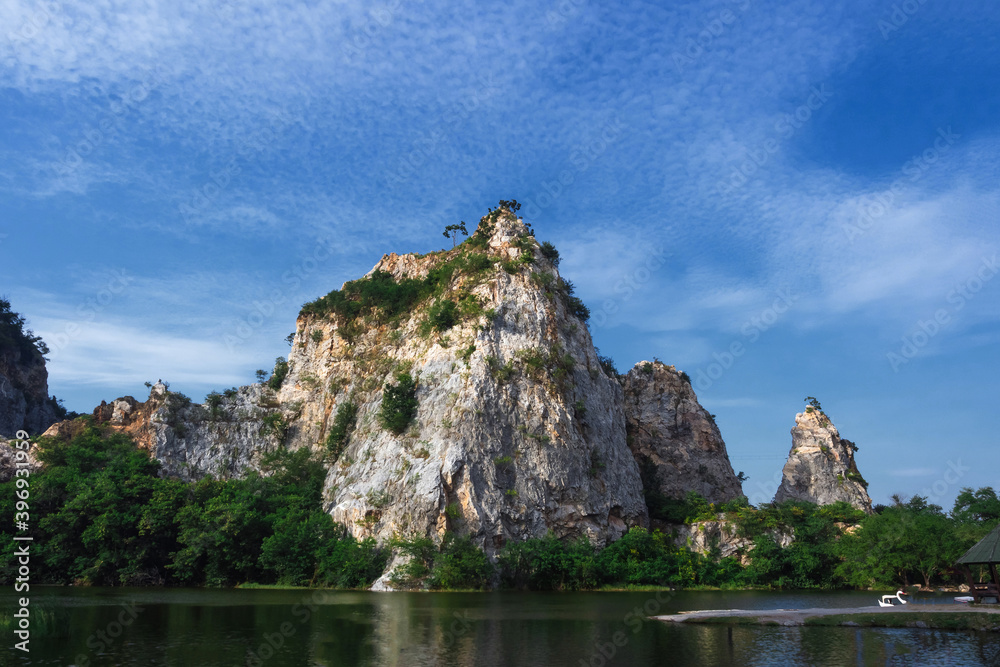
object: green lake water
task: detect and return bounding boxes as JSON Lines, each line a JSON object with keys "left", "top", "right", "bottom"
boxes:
{"left": 3, "top": 588, "right": 999, "bottom": 666}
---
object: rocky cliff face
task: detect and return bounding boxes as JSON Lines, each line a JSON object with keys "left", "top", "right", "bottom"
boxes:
{"left": 0, "top": 344, "right": 58, "bottom": 437}
{"left": 623, "top": 361, "right": 742, "bottom": 504}
{"left": 279, "top": 213, "right": 647, "bottom": 552}
{"left": 75, "top": 381, "right": 285, "bottom": 481}
{"left": 773, "top": 407, "right": 872, "bottom": 513}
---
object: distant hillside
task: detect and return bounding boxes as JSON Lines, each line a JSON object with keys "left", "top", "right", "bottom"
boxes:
{"left": 0, "top": 298, "right": 65, "bottom": 436}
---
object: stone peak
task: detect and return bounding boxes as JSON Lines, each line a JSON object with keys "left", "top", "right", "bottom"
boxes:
{"left": 795, "top": 407, "right": 839, "bottom": 434}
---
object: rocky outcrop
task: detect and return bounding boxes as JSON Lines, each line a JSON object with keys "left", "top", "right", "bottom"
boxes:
{"left": 672, "top": 520, "right": 792, "bottom": 563}
{"left": 0, "top": 438, "right": 42, "bottom": 482}
{"left": 623, "top": 361, "right": 743, "bottom": 504}
{"left": 773, "top": 407, "right": 872, "bottom": 513}
{"left": 82, "top": 381, "right": 285, "bottom": 481}
{"left": 0, "top": 344, "right": 58, "bottom": 437}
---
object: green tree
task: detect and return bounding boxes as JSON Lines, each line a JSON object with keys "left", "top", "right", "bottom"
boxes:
{"left": 539, "top": 241, "right": 560, "bottom": 266}
{"left": 379, "top": 372, "right": 418, "bottom": 434}
{"left": 443, "top": 221, "right": 468, "bottom": 247}
{"left": 268, "top": 357, "right": 289, "bottom": 390}
{"left": 497, "top": 531, "right": 600, "bottom": 590}
{"left": 430, "top": 534, "right": 495, "bottom": 590}
{"left": 260, "top": 508, "right": 341, "bottom": 585}
{"left": 0, "top": 426, "right": 391, "bottom": 589}
{"left": 835, "top": 496, "right": 965, "bottom": 589}
{"left": 0, "top": 297, "right": 49, "bottom": 359}
{"left": 953, "top": 487, "right": 1000, "bottom": 525}
{"left": 326, "top": 401, "right": 359, "bottom": 460}
{"left": 425, "top": 298, "right": 459, "bottom": 332}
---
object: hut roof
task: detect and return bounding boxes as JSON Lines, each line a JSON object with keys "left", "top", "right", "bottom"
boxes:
{"left": 958, "top": 524, "right": 1000, "bottom": 565}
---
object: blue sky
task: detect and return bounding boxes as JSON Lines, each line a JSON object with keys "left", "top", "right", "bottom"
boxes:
{"left": 2, "top": 0, "right": 998, "bottom": 509}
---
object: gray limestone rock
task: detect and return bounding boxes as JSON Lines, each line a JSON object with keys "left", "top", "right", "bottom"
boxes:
{"left": 622, "top": 361, "right": 743, "bottom": 504}
{"left": 773, "top": 408, "right": 872, "bottom": 513}
{"left": 672, "top": 520, "right": 792, "bottom": 564}
{"left": 0, "top": 346, "right": 58, "bottom": 437}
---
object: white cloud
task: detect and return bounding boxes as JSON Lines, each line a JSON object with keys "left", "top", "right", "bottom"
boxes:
{"left": 889, "top": 468, "right": 938, "bottom": 478}
{"left": 36, "top": 317, "right": 257, "bottom": 393}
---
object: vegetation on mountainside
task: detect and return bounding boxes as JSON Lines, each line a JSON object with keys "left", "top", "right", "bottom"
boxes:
{"left": 326, "top": 400, "right": 358, "bottom": 460}
{"left": 0, "top": 426, "right": 387, "bottom": 588}
{"left": 0, "top": 298, "right": 76, "bottom": 421}
{"left": 2, "top": 426, "right": 995, "bottom": 591}
{"left": 0, "top": 297, "right": 49, "bottom": 360}
{"left": 267, "top": 356, "right": 289, "bottom": 390}
{"left": 486, "top": 343, "right": 577, "bottom": 396}
{"left": 379, "top": 372, "right": 418, "bottom": 434}
{"left": 297, "top": 200, "right": 589, "bottom": 344}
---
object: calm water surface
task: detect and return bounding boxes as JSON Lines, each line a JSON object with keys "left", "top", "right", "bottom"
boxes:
{"left": 4, "top": 588, "right": 999, "bottom": 666}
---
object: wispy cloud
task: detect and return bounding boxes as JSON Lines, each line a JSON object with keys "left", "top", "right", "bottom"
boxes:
{"left": 889, "top": 468, "right": 938, "bottom": 478}
{"left": 2, "top": 0, "right": 999, "bottom": 514}
{"left": 32, "top": 313, "right": 262, "bottom": 405}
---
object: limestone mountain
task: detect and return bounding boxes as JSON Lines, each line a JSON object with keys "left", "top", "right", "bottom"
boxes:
{"left": 47, "top": 208, "right": 747, "bottom": 557}
{"left": 282, "top": 211, "right": 649, "bottom": 551}
{"left": 773, "top": 405, "right": 872, "bottom": 513}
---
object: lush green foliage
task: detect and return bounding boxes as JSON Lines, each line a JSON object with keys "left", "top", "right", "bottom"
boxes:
{"left": 378, "top": 372, "right": 418, "bottom": 434}
{"left": 0, "top": 298, "right": 49, "bottom": 360}
{"left": 539, "top": 241, "right": 560, "bottom": 266}
{"left": 497, "top": 532, "right": 601, "bottom": 589}
{"left": 268, "top": 356, "right": 289, "bottom": 390}
{"left": 495, "top": 528, "right": 739, "bottom": 590}
{"left": 635, "top": 483, "right": 993, "bottom": 591}
{"left": 390, "top": 534, "right": 494, "bottom": 590}
{"left": 10, "top": 421, "right": 995, "bottom": 594}
{"left": 952, "top": 487, "right": 1000, "bottom": 524}
{"left": 645, "top": 487, "right": 750, "bottom": 525}
{"left": 326, "top": 401, "right": 358, "bottom": 460}
{"left": 735, "top": 501, "right": 865, "bottom": 589}
{"left": 835, "top": 495, "right": 978, "bottom": 589}
{"left": 0, "top": 427, "right": 386, "bottom": 588}
{"left": 300, "top": 250, "right": 495, "bottom": 325}
{"left": 425, "top": 298, "right": 459, "bottom": 332}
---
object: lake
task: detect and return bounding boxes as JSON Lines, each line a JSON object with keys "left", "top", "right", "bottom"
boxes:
{"left": 4, "top": 588, "right": 1000, "bottom": 666}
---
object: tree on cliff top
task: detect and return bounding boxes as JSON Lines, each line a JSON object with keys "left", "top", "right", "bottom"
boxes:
{"left": 443, "top": 221, "right": 468, "bottom": 248}
{"left": 0, "top": 298, "right": 49, "bottom": 360}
